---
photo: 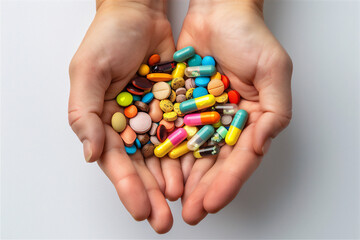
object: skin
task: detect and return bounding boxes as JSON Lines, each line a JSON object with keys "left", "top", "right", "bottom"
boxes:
{"left": 177, "top": 0, "right": 293, "bottom": 225}
{"left": 68, "top": 0, "right": 182, "bottom": 233}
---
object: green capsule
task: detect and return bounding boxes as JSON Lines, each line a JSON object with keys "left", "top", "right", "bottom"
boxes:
{"left": 173, "top": 46, "right": 195, "bottom": 62}
{"left": 185, "top": 66, "right": 216, "bottom": 77}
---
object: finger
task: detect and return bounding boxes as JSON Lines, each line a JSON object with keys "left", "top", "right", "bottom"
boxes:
{"left": 203, "top": 124, "right": 261, "bottom": 213}
{"left": 253, "top": 50, "right": 293, "bottom": 155}
{"left": 160, "top": 156, "right": 184, "bottom": 201}
{"left": 180, "top": 152, "right": 196, "bottom": 183}
{"left": 131, "top": 152, "right": 173, "bottom": 234}
{"left": 98, "top": 125, "right": 151, "bottom": 221}
{"left": 68, "top": 57, "right": 110, "bottom": 162}
{"left": 145, "top": 156, "right": 166, "bottom": 194}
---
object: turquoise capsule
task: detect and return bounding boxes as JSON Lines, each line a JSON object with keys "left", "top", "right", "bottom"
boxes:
{"left": 187, "top": 125, "right": 215, "bottom": 151}
{"left": 180, "top": 94, "right": 216, "bottom": 114}
{"left": 185, "top": 65, "right": 216, "bottom": 77}
{"left": 225, "top": 110, "right": 248, "bottom": 146}
{"left": 173, "top": 46, "right": 195, "bottom": 62}
{"left": 188, "top": 54, "right": 202, "bottom": 67}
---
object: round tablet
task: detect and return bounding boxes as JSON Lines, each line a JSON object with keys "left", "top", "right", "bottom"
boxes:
{"left": 187, "top": 54, "right": 202, "bottom": 67}
{"left": 215, "top": 92, "right": 229, "bottom": 104}
{"left": 186, "top": 88, "right": 194, "bottom": 99}
{"left": 228, "top": 90, "right": 241, "bottom": 104}
{"left": 129, "top": 112, "right": 152, "bottom": 134}
{"left": 141, "top": 92, "right": 154, "bottom": 104}
{"left": 124, "top": 105, "right": 138, "bottom": 118}
{"left": 148, "top": 99, "right": 163, "bottom": 122}
{"left": 111, "top": 112, "right": 126, "bottom": 132}
{"left": 221, "top": 115, "right": 233, "bottom": 126}
{"left": 185, "top": 78, "right": 196, "bottom": 90}
{"left": 176, "top": 94, "right": 186, "bottom": 103}
{"left": 202, "top": 56, "right": 216, "bottom": 66}
{"left": 195, "top": 77, "right": 210, "bottom": 87}
{"left": 116, "top": 92, "right": 133, "bottom": 107}
{"left": 138, "top": 64, "right": 150, "bottom": 76}
{"left": 125, "top": 144, "right": 137, "bottom": 155}
{"left": 160, "top": 99, "right": 174, "bottom": 113}
{"left": 134, "top": 101, "right": 149, "bottom": 112}
{"left": 126, "top": 85, "right": 144, "bottom": 96}
{"left": 207, "top": 79, "right": 224, "bottom": 96}
{"left": 175, "top": 87, "right": 186, "bottom": 95}
{"left": 142, "top": 143, "right": 155, "bottom": 158}
{"left": 152, "top": 82, "right": 171, "bottom": 100}
{"left": 175, "top": 117, "right": 184, "bottom": 128}
{"left": 138, "top": 133, "right": 150, "bottom": 145}
{"left": 171, "top": 77, "right": 185, "bottom": 90}
{"left": 132, "top": 77, "right": 152, "bottom": 90}
{"left": 193, "top": 87, "right": 208, "bottom": 98}
{"left": 150, "top": 136, "right": 161, "bottom": 146}
{"left": 148, "top": 54, "right": 161, "bottom": 66}
{"left": 221, "top": 75, "right": 230, "bottom": 89}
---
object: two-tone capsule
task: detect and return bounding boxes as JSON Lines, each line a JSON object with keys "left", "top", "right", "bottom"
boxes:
{"left": 168, "top": 141, "right": 190, "bottom": 159}
{"left": 210, "top": 126, "right": 228, "bottom": 144}
{"left": 193, "top": 145, "right": 220, "bottom": 158}
{"left": 184, "top": 112, "right": 220, "bottom": 126}
{"left": 154, "top": 128, "right": 187, "bottom": 157}
{"left": 185, "top": 65, "right": 216, "bottom": 77}
{"left": 187, "top": 125, "right": 215, "bottom": 151}
{"left": 180, "top": 94, "right": 216, "bottom": 114}
{"left": 225, "top": 110, "right": 248, "bottom": 146}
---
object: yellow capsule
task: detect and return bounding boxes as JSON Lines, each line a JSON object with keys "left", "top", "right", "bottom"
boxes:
{"left": 168, "top": 141, "right": 190, "bottom": 159}
{"left": 183, "top": 125, "right": 198, "bottom": 140}
{"left": 172, "top": 63, "right": 186, "bottom": 78}
{"left": 210, "top": 72, "right": 221, "bottom": 80}
{"left": 138, "top": 64, "right": 150, "bottom": 76}
{"left": 163, "top": 112, "right": 178, "bottom": 121}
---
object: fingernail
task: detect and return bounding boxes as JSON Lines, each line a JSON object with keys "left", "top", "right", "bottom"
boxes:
{"left": 262, "top": 138, "right": 272, "bottom": 155}
{"left": 83, "top": 140, "right": 92, "bottom": 162}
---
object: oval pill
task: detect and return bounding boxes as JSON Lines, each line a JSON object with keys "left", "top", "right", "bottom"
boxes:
{"left": 138, "top": 64, "right": 150, "bottom": 76}
{"left": 116, "top": 92, "right": 133, "bottom": 107}
{"left": 163, "top": 111, "right": 178, "bottom": 121}
{"left": 111, "top": 112, "right": 126, "bottom": 132}
{"left": 129, "top": 112, "right": 152, "bottom": 134}
{"left": 201, "top": 56, "right": 216, "bottom": 66}
{"left": 148, "top": 54, "right": 160, "bottom": 66}
{"left": 120, "top": 125, "right": 137, "bottom": 147}
{"left": 228, "top": 90, "right": 241, "bottom": 104}
{"left": 141, "top": 92, "right": 154, "bottom": 104}
{"left": 193, "top": 87, "right": 209, "bottom": 98}
{"left": 187, "top": 54, "right": 202, "bottom": 67}
{"left": 152, "top": 82, "right": 171, "bottom": 100}
{"left": 125, "top": 144, "right": 137, "bottom": 155}
{"left": 147, "top": 73, "right": 173, "bottom": 82}
{"left": 173, "top": 46, "right": 195, "bottom": 62}
{"left": 124, "top": 105, "right": 138, "bottom": 118}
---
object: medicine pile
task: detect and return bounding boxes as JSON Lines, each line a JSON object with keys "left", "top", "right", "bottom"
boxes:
{"left": 111, "top": 46, "right": 248, "bottom": 159}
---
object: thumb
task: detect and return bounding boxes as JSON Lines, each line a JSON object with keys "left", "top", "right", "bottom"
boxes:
{"left": 68, "top": 57, "right": 109, "bottom": 162}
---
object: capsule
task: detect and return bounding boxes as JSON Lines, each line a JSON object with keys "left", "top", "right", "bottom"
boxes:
{"left": 185, "top": 66, "right": 216, "bottom": 77}
{"left": 184, "top": 112, "right": 220, "bottom": 126}
{"left": 183, "top": 125, "right": 199, "bottom": 140}
{"left": 187, "top": 125, "right": 215, "bottom": 151}
{"left": 193, "top": 145, "right": 220, "bottom": 158}
{"left": 213, "top": 103, "right": 238, "bottom": 115}
{"left": 154, "top": 128, "right": 187, "bottom": 158}
{"left": 172, "top": 63, "right": 186, "bottom": 78}
{"left": 225, "top": 110, "right": 248, "bottom": 146}
{"left": 168, "top": 141, "right": 190, "bottom": 159}
{"left": 180, "top": 94, "right": 216, "bottom": 114}
{"left": 150, "top": 61, "right": 177, "bottom": 73}
{"left": 210, "top": 126, "right": 228, "bottom": 144}
{"left": 173, "top": 46, "right": 195, "bottom": 62}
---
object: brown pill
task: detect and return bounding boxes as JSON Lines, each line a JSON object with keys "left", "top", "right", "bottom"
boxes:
{"left": 132, "top": 77, "right": 153, "bottom": 90}
{"left": 176, "top": 94, "right": 186, "bottom": 103}
{"left": 137, "top": 133, "right": 150, "bottom": 145}
{"left": 176, "top": 87, "right": 186, "bottom": 95}
{"left": 126, "top": 85, "right": 144, "bottom": 96}
{"left": 120, "top": 125, "right": 137, "bottom": 147}
{"left": 157, "top": 124, "right": 168, "bottom": 142}
{"left": 134, "top": 101, "right": 149, "bottom": 112}
{"left": 149, "top": 123, "right": 158, "bottom": 135}
{"left": 148, "top": 99, "right": 163, "bottom": 122}
{"left": 142, "top": 143, "right": 155, "bottom": 158}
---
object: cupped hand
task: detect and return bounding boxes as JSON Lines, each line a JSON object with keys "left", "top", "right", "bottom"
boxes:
{"left": 68, "top": 0, "right": 183, "bottom": 233}
{"left": 177, "top": 0, "right": 293, "bottom": 225}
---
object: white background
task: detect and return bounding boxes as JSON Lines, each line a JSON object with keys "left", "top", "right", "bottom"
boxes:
{"left": 1, "top": 0, "right": 360, "bottom": 239}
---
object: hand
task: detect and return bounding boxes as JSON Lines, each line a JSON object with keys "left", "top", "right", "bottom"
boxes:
{"left": 177, "top": 0, "right": 293, "bottom": 224}
{"left": 68, "top": 0, "right": 182, "bottom": 233}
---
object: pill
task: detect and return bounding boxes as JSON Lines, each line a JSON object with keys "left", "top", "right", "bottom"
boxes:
{"left": 215, "top": 92, "right": 228, "bottom": 103}
{"left": 134, "top": 101, "right": 149, "bottom": 112}
{"left": 160, "top": 99, "right": 174, "bottom": 112}
{"left": 185, "top": 88, "right": 194, "bottom": 99}
{"left": 120, "top": 125, "right": 137, "bottom": 146}
{"left": 142, "top": 143, "right": 155, "bottom": 158}
{"left": 185, "top": 78, "right": 196, "bottom": 90}
{"left": 154, "top": 128, "right": 188, "bottom": 157}
{"left": 211, "top": 72, "right": 222, "bottom": 80}
{"left": 207, "top": 79, "right": 224, "bottom": 96}
{"left": 213, "top": 103, "right": 238, "bottom": 115}
{"left": 158, "top": 120, "right": 174, "bottom": 133}
{"left": 169, "top": 90, "right": 176, "bottom": 102}
{"left": 172, "top": 63, "right": 186, "bottom": 78}
{"left": 193, "top": 87, "right": 209, "bottom": 98}
{"left": 184, "top": 112, "right": 221, "bottom": 126}
{"left": 157, "top": 124, "right": 168, "bottom": 142}
{"left": 187, "top": 125, "right": 215, "bottom": 151}
{"left": 124, "top": 105, "right": 138, "bottom": 118}
{"left": 116, "top": 92, "right": 133, "bottom": 107}
{"left": 147, "top": 73, "right": 173, "bottom": 82}
{"left": 163, "top": 111, "right": 177, "bottom": 121}
{"left": 180, "top": 94, "right": 216, "bottom": 114}
{"left": 193, "top": 145, "right": 220, "bottom": 158}
{"left": 148, "top": 54, "right": 161, "bottom": 66}
{"left": 175, "top": 87, "right": 186, "bottom": 96}
{"left": 195, "top": 77, "right": 210, "bottom": 87}
{"left": 152, "top": 82, "right": 171, "bottom": 100}
{"left": 212, "top": 120, "right": 222, "bottom": 128}
{"left": 149, "top": 123, "right": 158, "bottom": 136}
{"left": 126, "top": 85, "right": 144, "bottom": 96}
{"left": 150, "top": 136, "right": 161, "bottom": 146}
{"left": 228, "top": 90, "right": 241, "bottom": 104}
{"left": 132, "top": 77, "right": 152, "bottom": 90}
{"left": 150, "top": 61, "right": 176, "bottom": 73}
{"left": 221, "top": 115, "right": 233, "bottom": 126}
{"left": 185, "top": 65, "right": 216, "bottom": 77}
{"left": 171, "top": 77, "right": 185, "bottom": 90}
{"left": 138, "top": 133, "right": 150, "bottom": 145}
{"left": 133, "top": 95, "right": 141, "bottom": 101}
{"left": 111, "top": 112, "right": 126, "bottom": 132}
{"left": 141, "top": 92, "right": 154, "bottom": 104}
{"left": 183, "top": 125, "right": 199, "bottom": 140}
{"left": 125, "top": 144, "right": 137, "bottom": 155}
{"left": 225, "top": 110, "right": 248, "bottom": 145}
{"left": 148, "top": 99, "right": 163, "bottom": 122}
{"left": 176, "top": 94, "right": 186, "bottom": 103}
{"left": 210, "top": 126, "right": 228, "bottom": 145}
{"left": 187, "top": 54, "right": 202, "bottom": 67}
{"left": 129, "top": 112, "right": 152, "bottom": 134}
{"left": 201, "top": 56, "right": 216, "bottom": 66}
{"left": 135, "top": 138, "right": 142, "bottom": 148}
{"left": 173, "top": 46, "right": 195, "bottom": 62}
{"left": 168, "top": 141, "right": 190, "bottom": 159}
{"left": 138, "top": 64, "right": 150, "bottom": 76}
{"left": 221, "top": 75, "right": 230, "bottom": 89}
{"left": 173, "top": 103, "right": 183, "bottom": 116}
{"left": 174, "top": 117, "right": 184, "bottom": 128}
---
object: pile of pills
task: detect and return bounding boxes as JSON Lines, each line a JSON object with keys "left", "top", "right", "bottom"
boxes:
{"left": 111, "top": 46, "right": 248, "bottom": 159}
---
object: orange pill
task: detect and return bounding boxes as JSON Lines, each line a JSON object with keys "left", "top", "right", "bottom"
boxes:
{"left": 148, "top": 54, "right": 161, "bottom": 66}
{"left": 207, "top": 79, "right": 225, "bottom": 96}
{"left": 124, "top": 105, "right": 138, "bottom": 118}
{"left": 147, "top": 73, "right": 173, "bottom": 82}
{"left": 159, "top": 119, "right": 175, "bottom": 132}
{"left": 120, "top": 125, "right": 137, "bottom": 147}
